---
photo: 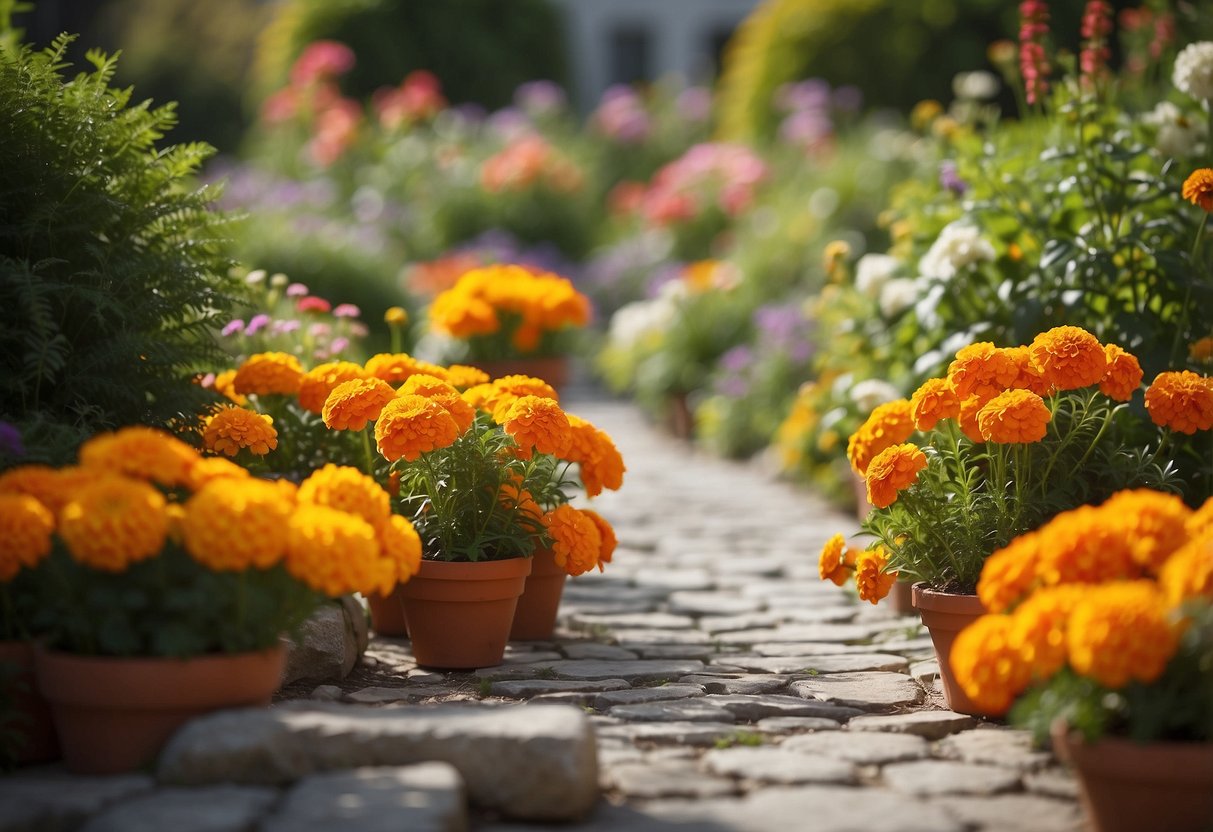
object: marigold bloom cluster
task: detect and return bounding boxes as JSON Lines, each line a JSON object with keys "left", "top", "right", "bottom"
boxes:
{"left": 364, "top": 353, "right": 448, "bottom": 385}
{"left": 1182, "top": 168, "right": 1213, "bottom": 212}
{"left": 399, "top": 374, "right": 476, "bottom": 433}
{"left": 1098, "top": 344, "right": 1143, "bottom": 402}
{"left": 976, "top": 389, "right": 1051, "bottom": 443}
{"left": 322, "top": 377, "right": 397, "bottom": 431}
{"left": 233, "top": 351, "right": 304, "bottom": 396}
{"left": 59, "top": 477, "right": 168, "bottom": 572}
{"left": 1144, "top": 370, "right": 1213, "bottom": 434}
{"left": 543, "top": 504, "right": 604, "bottom": 576}
{"left": 563, "top": 416, "right": 626, "bottom": 497}
{"left": 817, "top": 533, "right": 853, "bottom": 586}
{"left": 203, "top": 406, "right": 279, "bottom": 457}
{"left": 0, "top": 493, "right": 54, "bottom": 580}
{"left": 909, "top": 378, "right": 960, "bottom": 431}
{"left": 1028, "top": 326, "right": 1107, "bottom": 392}
{"left": 854, "top": 546, "right": 897, "bottom": 604}
{"left": 375, "top": 395, "right": 460, "bottom": 462}
{"left": 298, "top": 361, "right": 367, "bottom": 414}
{"left": 182, "top": 479, "right": 292, "bottom": 571}
{"left": 846, "top": 399, "right": 914, "bottom": 475}
{"left": 865, "top": 443, "right": 927, "bottom": 509}
{"left": 502, "top": 395, "right": 572, "bottom": 458}
{"left": 80, "top": 426, "right": 199, "bottom": 488}
{"left": 948, "top": 342, "right": 1020, "bottom": 400}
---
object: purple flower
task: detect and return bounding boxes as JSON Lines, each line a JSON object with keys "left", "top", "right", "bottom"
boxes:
{"left": 486, "top": 107, "right": 530, "bottom": 139}
{"left": 270, "top": 319, "right": 301, "bottom": 335}
{"left": 939, "top": 161, "right": 968, "bottom": 196}
{"left": 514, "top": 80, "right": 567, "bottom": 115}
{"left": 286, "top": 283, "right": 309, "bottom": 298}
{"left": 775, "top": 79, "right": 831, "bottom": 114}
{"left": 333, "top": 303, "right": 361, "bottom": 318}
{"left": 221, "top": 319, "right": 245, "bottom": 337}
{"left": 0, "top": 421, "right": 26, "bottom": 458}
{"left": 244, "top": 313, "right": 271, "bottom": 336}
{"left": 720, "top": 345, "right": 755, "bottom": 373}
{"left": 676, "top": 87, "right": 712, "bottom": 122}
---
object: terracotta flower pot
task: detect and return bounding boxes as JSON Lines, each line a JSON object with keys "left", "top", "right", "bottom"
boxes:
{"left": 365, "top": 586, "right": 408, "bottom": 637}
{"left": 35, "top": 644, "right": 285, "bottom": 775}
{"left": 471, "top": 356, "right": 570, "bottom": 391}
{"left": 400, "top": 557, "right": 532, "bottom": 670}
{"left": 0, "top": 640, "right": 59, "bottom": 764}
{"left": 1052, "top": 723, "right": 1213, "bottom": 832}
{"left": 510, "top": 548, "right": 567, "bottom": 641}
{"left": 912, "top": 583, "right": 988, "bottom": 715}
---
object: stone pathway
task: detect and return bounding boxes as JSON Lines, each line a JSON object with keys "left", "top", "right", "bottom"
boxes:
{"left": 0, "top": 395, "right": 1085, "bottom": 832}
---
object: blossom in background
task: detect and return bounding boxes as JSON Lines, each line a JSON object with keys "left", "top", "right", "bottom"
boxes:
{"left": 675, "top": 86, "right": 712, "bottom": 122}
{"left": 592, "top": 85, "right": 651, "bottom": 143}
{"left": 879, "top": 278, "right": 918, "bottom": 318}
{"left": 1173, "top": 41, "right": 1213, "bottom": 102}
{"left": 939, "top": 161, "right": 967, "bottom": 196}
{"left": 514, "top": 80, "right": 567, "bottom": 117}
{"left": 854, "top": 253, "right": 899, "bottom": 297}
{"left": 1143, "top": 102, "right": 1205, "bottom": 158}
{"left": 290, "top": 41, "right": 355, "bottom": 87}
{"left": 1144, "top": 370, "right": 1213, "bottom": 434}
{"left": 850, "top": 379, "right": 900, "bottom": 414}
{"left": 0, "top": 422, "right": 24, "bottom": 459}
{"left": 952, "top": 71, "right": 1000, "bottom": 101}
{"left": 918, "top": 222, "right": 996, "bottom": 280}
{"left": 1079, "top": 0, "right": 1113, "bottom": 83}
{"left": 1182, "top": 168, "right": 1213, "bottom": 212}
{"left": 1019, "top": 0, "right": 1052, "bottom": 105}
{"left": 373, "top": 70, "right": 447, "bottom": 129}
{"left": 865, "top": 443, "right": 927, "bottom": 508}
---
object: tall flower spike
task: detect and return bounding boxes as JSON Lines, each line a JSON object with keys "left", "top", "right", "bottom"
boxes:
{"left": 1019, "top": 0, "right": 1052, "bottom": 106}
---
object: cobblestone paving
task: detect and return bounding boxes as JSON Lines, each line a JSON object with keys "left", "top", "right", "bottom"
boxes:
{"left": 315, "top": 396, "right": 1084, "bottom": 831}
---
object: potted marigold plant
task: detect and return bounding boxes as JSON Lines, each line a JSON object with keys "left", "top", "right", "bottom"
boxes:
{"left": 952, "top": 490, "right": 1213, "bottom": 832}
{"left": 819, "top": 325, "right": 1213, "bottom": 713}
{"left": 426, "top": 264, "right": 592, "bottom": 389}
{"left": 0, "top": 427, "right": 418, "bottom": 774}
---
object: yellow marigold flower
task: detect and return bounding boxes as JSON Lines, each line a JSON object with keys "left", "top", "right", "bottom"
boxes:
{"left": 0, "top": 464, "right": 97, "bottom": 514}
{"left": 1009, "top": 585, "right": 1087, "bottom": 680}
{"left": 444, "top": 364, "right": 490, "bottom": 390}
{"left": 978, "top": 532, "right": 1041, "bottom": 612}
{"left": 186, "top": 456, "right": 251, "bottom": 491}
{"left": 543, "top": 504, "right": 601, "bottom": 577}
{"left": 233, "top": 351, "right": 304, "bottom": 396}
{"left": 483, "top": 375, "right": 561, "bottom": 421}
{"left": 1182, "top": 168, "right": 1213, "bottom": 212}
{"left": 1188, "top": 496, "right": 1213, "bottom": 538}
{"left": 563, "top": 415, "right": 625, "bottom": 497}
{"left": 181, "top": 479, "right": 292, "bottom": 571}
{"left": 957, "top": 393, "right": 992, "bottom": 442}
{"left": 1067, "top": 581, "right": 1179, "bottom": 688}
{"left": 1028, "top": 326, "right": 1106, "bottom": 391}
{"left": 210, "top": 369, "right": 248, "bottom": 406}
{"left": 298, "top": 464, "right": 392, "bottom": 534}
{"left": 364, "top": 353, "right": 449, "bottom": 385}
{"left": 818, "top": 533, "right": 852, "bottom": 586}
{"left": 865, "top": 443, "right": 927, "bottom": 509}
{"left": 322, "top": 377, "right": 396, "bottom": 431}
{"left": 1190, "top": 336, "right": 1213, "bottom": 364}
{"left": 379, "top": 513, "right": 422, "bottom": 588}
{"left": 580, "top": 508, "right": 617, "bottom": 570}
{"left": 951, "top": 614, "right": 1031, "bottom": 715}
{"left": 428, "top": 287, "right": 499, "bottom": 338}
{"left": 854, "top": 546, "right": 897, "bottom": 604}
{"left": 1098, "top": 344, "right": 1143, "bottom": 402}
{"left": 59, "top": 476, "right": 167, "bottom": 572}
{"left": 79, "top": 426, "right": 200, "bottom": 488}
{"left": 502, "top": 395, "right": 572, "bottom": 459}
{"left": 384, "top": 306, "right": 409, "bottom": 326}
{"left": 0, "top": 493, "right": 54, "bottom": 580}
{"left": 1158, "top": 531, "right": 1213, "bottom": 606}
{"left": 399, "top": 374, "right": 476, "bottom": 433}
{"left": 947, "top": 343, "right": 1019, "bottom": 400}
{"left": 298, "top": 361, "right": 367, "bottom": 414}
{"left": 1144, "top": 370, "right": 1213, "bottom": 434}
{"left": 286, "top": 505, "right": 382, "bottom": 596}
{"left": 500, "top": 480, "right": 543, "bottom": 521}
{"left": 909, "top": 378, "right": 960, "bottom": 431}
{"left": 203, "top": 406, "right": 278, "bottom": 457}
{"left": 846, "top": 399, "right": 914, "bottom": 476}
{"left": 1100, "top": 490, "right": 1192, "bottom": 573}
{"left": 375, "top": 394, "right": 460, "bottom": 462}
{"left": 1034, "top": 504, "right": 1138, "bottom": 587}
{"left": 165, "top": 503, "right": 186, "bottom": 546}
{"left": 977, "top": 389, "right": 1051, "bottom": 443}
{"left": 1004, "top": 346, "right": 1050, "bottom": 395}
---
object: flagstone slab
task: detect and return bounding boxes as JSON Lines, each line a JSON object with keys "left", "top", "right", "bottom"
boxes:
{"left": 754, "top": 716, "right": 843, "bottom": 734}
{"left": 158, "top": 702, "right": 597, "bottom": 821}
{"left": 628, "top": 643, "right": 719, "bottom": 661}
{"left": 1023, "top": 768, "right": 1080, "bottom": 800}
{"left": 542, "top": 659, "right": 706, "bottom": 682}
{"left": 847, "top": 711, "right": 978, "bottom": 740}
{"left": 569, "top": 612, "right": 697, "bottom": 631}
{"left": 716, "top": 623, "right": 879, "bottom": 645}
{"left": 703, "top": 694, "right": 861, "bottom": 723}
{"left": 561, "top": 643, "right": 640, "bottom": 661}
{"left": 701, "top": 747, "right": 856, "bottom": 785}
{"left": 779, "top": 731, "right": 930, "bottom": 764}
{"left": 678, "top": 674, "right": 789, "bottom": 695}
{"left": 606, "top": 761, "right": 739, "bottom": 800}
{"left": 594, "top": 721, "right": 741, "bottom": 748}
{"left": 490, "top": 678, "right": 631, "bottom": 698}
{"left": 609, "top": 699, "right": 736, "bottom": 723}
{"left": 881, "top": 760, "right": 1021, "bottom": 796}
{"left": 667, "top": 592, "right": 766, "bottom": 617}
{"left": 790, "top": 672, "right": 924, "bottom": 711}
{"left": 592, "top": 684, "right": 706, "bottom": 710}
{"left": 725, "top": 653, "right": 908, "bottom": 674}
{"left": 80, "top": 786, "right": 279, "bottom": 832}
{"left": 346, "top": 685, "right": 452, "bottom": 704}
{"left": 0, "top": 773, "right": 154, "bottom": 832}
{"left": 936, "top": 729, "right": 1054, "bottom": 772}
{"left": 933, "top": 794, "right": 1084, "bottom": 832}
{"left": 259, "top": 764, "right": 466, "bottom": 832}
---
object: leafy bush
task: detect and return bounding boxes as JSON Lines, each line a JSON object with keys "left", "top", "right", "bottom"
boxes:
{"left": 0, "top": 33, "right": 240, "bottom": 461}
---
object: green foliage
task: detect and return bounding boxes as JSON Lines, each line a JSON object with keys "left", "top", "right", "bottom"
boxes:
{"left": 0, "top": 35, "right": 240, "bottom": 461}
{"left": 29, "top": 546, "right": 320, "bottom": 658}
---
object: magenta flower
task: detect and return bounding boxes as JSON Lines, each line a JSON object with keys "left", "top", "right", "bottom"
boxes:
{"left": 286, "top": 283, "right": 310, "bottom": 297}
{"left": 333, "top": 303, "right": 361, "bottom": 318}
{"left": 221, "top": 319, "right": 245, "bottom": 337}
{"left": 244, "top": 313, "right": 271, "bottom": 336}
{"left": 330, "top": 337, "right": 350, "bottom": 355}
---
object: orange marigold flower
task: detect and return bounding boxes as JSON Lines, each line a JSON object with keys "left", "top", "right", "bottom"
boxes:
{"left": 375, "top": 394, "right": 460, "bottom": 462}
{"left": 444, "top": 364, "right": 491, "bottom": 390}
{"left": 947, "top": 342, "right": 1019, "bottom": 400}
{"left": 977, "top": 389, "right": 1051, "bottom": 443}
{"left": 59, "top": 476, "right": 167, "bottom": 572}
{"left": 543, "top": 504, "right": 602, "bottom": 577}
{"left": 1190, "top": 336, "right": 1213, "bottom": 364}
{"left": 298, "top": 361, "right": 367, "bottom": 414}
{"left": 854, "top": 546, "right": 898, "bottom": 604}
{"left": 865, "top": 443, "right": 927, "bottom": 509}
{"left": 379, "top": 513, "right": 422, "bottom": 589}
{"left": 1028, "top": 326, "right": 1106, "bottom": 391}
{"left": 485, "top": 375, "right": 560, "bottom": 421}
{"left": 1067, "top": 581, "right": 1179, "bottom": 688}
{"left": 210, "top": 369, "right": 248, "bottom": 406}
{"left": 950, "top": 614, "right": 1031, "bottom": 715}
{"left": 428, "top": 288, "right": 499, "bottom": 339}
{"left": 79, "top": 426, "right": 200, "bottom": 488}
{"left": 0, "top": 493, "right": 54, "bottom": 580}
{"left": 286, "top": 505, "right": 382, "bottom": 597}
{"left": 846, "top": 398, "right": 914, "bottom": 475}
{"left": 563, "top": 415, "right": 625, "bottom": 497}
{"left": 181, "top": 479, "right": 292, "bottom": 571}
{"left": 818, "top": 533, "right": 852, "bottom": 586}
{"left": 1100, "top": 489, "right": 1192, "bottom": 573}
{"left": 1158, "top": 531, "right": 1213, "bottom": 606}
{"left": 364, "top": 353, "right": 449, "bottom": 385}
{"left": 978, "top": 532, "right": 1042, "bottom": 613}
{"left": 580, "top": 508, "right": 618, "bottom": 570}
{"left": 1009, "top": 585, "right": 1087, "bottom": 680}
{"left": 1098, "top": 344, "right": 1143, "bottom": 401}
{"left": 399, "top": 374, "right": 476, "bottom": 433}
{"left": 909, "top": 378, "right": 960, "bottom": 431}
{"left": 322, "top": 377, "right": 397, "bottom": 431}
{"left": 1144, "top": 370, "right": 1213, "bottom": 434}
{"left": 1034, "top": 505, "right": 1138, "bottom": 587}
{"left": 298, "top": 464, "right": 392, "bottom": 534}
{"left": 1004, "top": 346, "right": 1050, "bottom": 395}
{"left": 0, "top": 465, "right": 97, "bottom": 514}
{"left": 502, "top": 395, "right": 572, "bottom": 459}
{"left": 1188, "top": 496, "right": 1213, "bottom": 538}
{"left": 500, "top": 481, "right": 543, "bottom": 520}
{"left": 233, "top": 351, "right": 304, "bottom": 396}
{"left": 1182, "top": 168, "right": 1213, "bottom": 212}
{"left": 956, "top": 394, "right": 990, "bottom": 443}
{"left": 186, "top": 456, "right": 251, "bottom": 491}
{"left": 203, "top": 406, "right": 279, "bottom": 457}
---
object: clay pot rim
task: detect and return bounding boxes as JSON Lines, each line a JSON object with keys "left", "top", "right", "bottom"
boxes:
{"left": 1051, "top": 721, "right": 1213, "bottom": 767}
{"left": 911, "top": 582, "right": 986, "bottom": 614}
{"left": 415, "top": 557, "right": 534, "bottom": 580}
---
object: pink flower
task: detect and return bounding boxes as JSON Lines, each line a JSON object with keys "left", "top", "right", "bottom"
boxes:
{"left": 333, "top": 303, "right": 361, "bottom": 318}
{"left": 309, "top": 323, "right": 332, "bottom": 338}
{"left": 286, "top": 283, "right": 309, "bottom": 298}
{"left": 260, "top": 88, "right": 298, "bottom": 124}
{"left": 221, "top": 319, "right": 244, "bottom": 337}
{"left": 290, "top": 41, "right": 355, "bottom": 87}
{"left": 330, "top": 337, "right": 350, "bottom": 355}
{"left": 244, "top": 314, "right": 271, "bottom": 336}
{"left": 297, "top": 296, "right": 333, "bottom": 314}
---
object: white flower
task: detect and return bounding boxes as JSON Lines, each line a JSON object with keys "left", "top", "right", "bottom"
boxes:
{"left": 244, "top": 269, "right": 266, "bottom": 285}
{"left": 918, "top": 221, "right": 995, "bottom": 281}
{"left": 854, "top": 253, "right": 900, "bottom": 298}
{"left": 850, "top": 379, "right": 900, "bottom": 412}
{"left": 607, "top": 297, "right": 678, "bottom": 349}
{"left": 879, "top": 278, "right": 918, "bottom": 317}
{"left": 952, "top": 71, "right": 1000, "bottom": 101}
{"left": 1174, "top": 41, "right": 1213, "bottom": 102}
{"left": 1143, "top": 101, "right": 1205, "bottom": 158}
